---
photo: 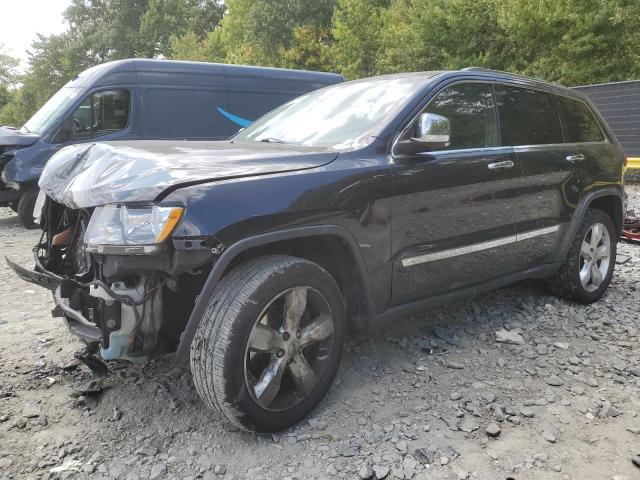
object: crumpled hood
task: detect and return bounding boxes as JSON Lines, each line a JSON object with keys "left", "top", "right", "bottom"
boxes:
{"left": 0, "top": 126, "right": 40, "bottom": 147}
{"left": 39, "top": 140, "right": 339, "bottom": 208}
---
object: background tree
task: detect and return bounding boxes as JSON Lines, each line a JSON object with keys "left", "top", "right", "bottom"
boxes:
{"left": 4, "top": 0, "right": 640, "bottom": 125}
{"left": 495, "top": 0, "right": 640, "bottom": 85}
{"left": 332, "top": 0, "right": 389, "bottom": 79}
{"left": 140, "top": 0, "right": 224, "bottom": 57}
{"left": 0, "top": 46, "right": 19, "bottom": 120}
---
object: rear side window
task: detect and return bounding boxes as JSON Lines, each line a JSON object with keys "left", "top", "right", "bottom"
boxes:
{"left": 417, "top": 82, "right": 499, "bottom": 150}
{"left": 556, "top": 96, "right": 605, "bottom": 143}
{"left": 494, "top": 85, "right": 562, "bottom": 146}
{"left": 70, "top": 89, "right": 130, "bottom": 140}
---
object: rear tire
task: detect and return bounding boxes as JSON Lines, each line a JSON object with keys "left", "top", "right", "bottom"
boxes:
{"left": 190, "top": 255, "right": 346, "bottom": 432}
{"left": 17, "top": 189, "right": 38, "bottom": 229}
{"left": 547, "top": 209, "right": 616, "bottom": 304}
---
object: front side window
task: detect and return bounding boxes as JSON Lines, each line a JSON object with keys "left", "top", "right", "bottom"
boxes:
{"left": 494, "top": 85, "right": 562, "bottom": 146}
{"left": 70, "top": 90, "right": 130, "bottom": 141}
{"left": 556, "top": 96, "right": 605, "bottom": 143}
{"left": 401, "top": 82, "right": 499, "bottom": 150}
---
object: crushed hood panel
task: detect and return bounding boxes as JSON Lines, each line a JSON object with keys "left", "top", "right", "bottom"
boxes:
{"left": 39, "top": 140, "right": 339, "bottom": 208}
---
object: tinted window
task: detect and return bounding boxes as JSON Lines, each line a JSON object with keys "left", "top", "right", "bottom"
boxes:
{"left": 556, "top": 96, "right": 605, "bottom": 143}
{"left": 145, "top": 88, "right": 230, "bottom": 139}
{"left": 406, "top": 82, "right": 499, "bottom": 150}
{"left": 70, "top": 90, "right": 130, "bottom": 140}
{"left": 494, "top": 85, "right": 562, "bottom": 146}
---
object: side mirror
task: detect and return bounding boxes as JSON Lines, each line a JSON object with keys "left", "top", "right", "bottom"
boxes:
{"left": 395, "top": 113, "right": 451, "bottom": 156}
{"left": 414, "top": 113, "right": 450, "bottom": 145}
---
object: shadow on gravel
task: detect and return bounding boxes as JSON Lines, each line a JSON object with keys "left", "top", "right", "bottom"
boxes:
{"left": 0, "top": 215, "right": 22, "bottom": 228}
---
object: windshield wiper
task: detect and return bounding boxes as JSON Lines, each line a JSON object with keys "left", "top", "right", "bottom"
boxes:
{"left": 260, "top": 137, "right": 287, "bottom": 144}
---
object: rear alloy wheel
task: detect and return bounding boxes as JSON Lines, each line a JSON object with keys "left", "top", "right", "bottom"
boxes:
{"left": 578, "top": 222, "right": 611, "bottom": 292}
{"left": 548, "top": 208, "right": 616, "bottom": 304}
{"left": 190, "top": 255, "right": 346, "bottom": 432}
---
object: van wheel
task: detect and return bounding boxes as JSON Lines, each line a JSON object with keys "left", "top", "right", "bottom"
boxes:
{"left": 190, "top": 255, "right": 346, "bottom": 432}
{"left": 547, "top": 209, "right": 616, "bottom": 304}
{"left": 17, "top": 189, "right": 38, "bottom": 229}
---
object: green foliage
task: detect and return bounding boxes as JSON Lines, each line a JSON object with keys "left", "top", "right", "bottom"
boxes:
{"left": 172, "top": 0, "right": 337, "bottom": 67}
{"left": 280, "top": 26, "right": 334, "bottom": 72}
{"left": 495, "top": 0, "right": 640, "bottom": 85}
{"left": 140, "top": 0, "right": 224, "bottom": 57}
{"left": 332, "top": 0, "right": 389, "bottom": 79}
{"left": 4, "top": 0, "right": 640, "bottom": 125}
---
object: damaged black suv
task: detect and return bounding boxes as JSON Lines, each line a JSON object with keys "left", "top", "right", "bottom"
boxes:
{"left": 8, "top": 69, "right": 626, "bottom": 432}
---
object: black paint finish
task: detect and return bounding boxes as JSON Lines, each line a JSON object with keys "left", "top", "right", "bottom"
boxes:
{"left": 20, "top": 69, "right": 627, "bottom": 351}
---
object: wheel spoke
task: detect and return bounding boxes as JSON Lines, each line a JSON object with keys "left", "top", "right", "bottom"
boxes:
{"left": 248, "top": 323, "right": 285, "bottom": 354}
{"left": 590, "top": 224, "right": 602, "bottom": 249}
{"left": 580, "top": 241, "right": 591, "bottom": 258}
{"left": 591, "top": 262, "right": 603, "bottom": 286}
{"left": 300, "top": 313, "right": 334, "bottom": 349}
{"left": 594, "top": 244, "right": 610, "bottom": 260}
{"left": 288, "top": 353, "right": 317, "bottom": 398}
{"left": 579, "top": 260, "right": 592, "bottom": 286}
{"left": 283, "top": 287, "right": 308, "bottom": 332}
{"left": 253, "top": 356, "right": 287, "bottom": 406}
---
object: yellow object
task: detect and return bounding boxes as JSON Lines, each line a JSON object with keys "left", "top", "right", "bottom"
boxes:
{"left": 627, "top": 157, "right": 640, "bottom": 170}
{"left": 157, "top": 207, "right": 184, "bottom": 242}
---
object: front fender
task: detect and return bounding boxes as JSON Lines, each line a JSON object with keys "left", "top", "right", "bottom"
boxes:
{"left": 175, "top": 225, "right": 376, "bottom": 356}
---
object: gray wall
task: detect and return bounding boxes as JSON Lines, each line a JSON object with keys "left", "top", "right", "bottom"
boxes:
{"left": 574, "top": 80, "right": 640, "bottom": 157}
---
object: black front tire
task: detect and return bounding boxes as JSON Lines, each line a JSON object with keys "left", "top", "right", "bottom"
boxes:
{"left": 190, "top": 255, "right": 346, "bottom": 432}
{"left": 548, "top": 208, "right": 617, "bottom": 304}
{"left": 17, "top": 189, "right": 39, "bottom": 229}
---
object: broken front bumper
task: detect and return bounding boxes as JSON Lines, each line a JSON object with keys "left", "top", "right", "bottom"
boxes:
{"left": 5, "top": 256, "right": 162, "bottom": 362}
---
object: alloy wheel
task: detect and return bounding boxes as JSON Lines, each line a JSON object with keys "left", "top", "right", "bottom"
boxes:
{"left": 244, "top": 286, "right": 335, "bottom": 411}
{"left": 579, "top": 222, "right": 611, "bottom": 292}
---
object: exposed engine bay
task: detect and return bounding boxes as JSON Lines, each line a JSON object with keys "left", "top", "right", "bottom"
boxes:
{"left": 9, "top": 195, "right": 214, "bottom": 367}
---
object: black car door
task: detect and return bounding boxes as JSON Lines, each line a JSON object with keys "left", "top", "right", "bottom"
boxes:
{"left": 390, "top": 82, "right": 523, "bottom": 306}
{"left": 493, "top": 84, "right": 572, "bottom": 269}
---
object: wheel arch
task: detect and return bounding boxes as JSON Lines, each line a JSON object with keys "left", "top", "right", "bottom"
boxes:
{"left": 176, "top": 225, "right": 376, "bottom": 356}
{"left": 556, "top": 186, "right": 624, "bottom": 261}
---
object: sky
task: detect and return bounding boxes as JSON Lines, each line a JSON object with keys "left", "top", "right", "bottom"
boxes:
{"left": 0, "top": 0, "right": 71, "bottom": 69}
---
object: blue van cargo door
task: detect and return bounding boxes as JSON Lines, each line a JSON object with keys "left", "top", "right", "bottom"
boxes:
{"left": 142, "top": 87, "right": 231, "bottom": 140}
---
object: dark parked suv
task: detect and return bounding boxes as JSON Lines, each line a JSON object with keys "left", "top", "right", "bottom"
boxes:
{"left": 8, "top": 68, "right": 625, "bottom": 432}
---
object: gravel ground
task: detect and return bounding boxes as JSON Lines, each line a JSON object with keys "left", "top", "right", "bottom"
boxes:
{"left": 1, "top": 186, "right": 640, "bottom": 480}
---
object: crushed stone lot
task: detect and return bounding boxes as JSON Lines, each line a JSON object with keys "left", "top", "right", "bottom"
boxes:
{"left": 1, "top": 186, "right": 640, "bottom": 480}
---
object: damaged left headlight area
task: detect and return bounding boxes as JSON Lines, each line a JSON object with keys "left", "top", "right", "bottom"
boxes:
{"left": 7, "top": 195, "right": 218, "bottom": 366}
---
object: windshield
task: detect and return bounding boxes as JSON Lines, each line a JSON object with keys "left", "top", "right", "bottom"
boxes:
{"left": 232, "top": 76, "right": 428, "bottom": 149}
{"left": 23, "top": 87, "right": 83, "bottom": 135}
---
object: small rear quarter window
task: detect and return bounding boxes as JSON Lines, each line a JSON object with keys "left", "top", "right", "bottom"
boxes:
{"left": 556, "top": 96, "right": 605, "bottom": 143}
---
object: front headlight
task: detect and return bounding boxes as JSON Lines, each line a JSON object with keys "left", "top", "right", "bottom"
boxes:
{"left": 85, "top": 204, "right": 184, "bottom": 254}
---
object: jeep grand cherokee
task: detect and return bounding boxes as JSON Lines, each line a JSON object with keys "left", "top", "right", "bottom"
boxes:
{"left": 7, "top": 68, "right": 625, "bottom": 432}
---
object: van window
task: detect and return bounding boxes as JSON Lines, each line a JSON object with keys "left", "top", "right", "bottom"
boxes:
{"left": 556, "top": 96, "right": 605, "bottom": 143}
{"left": 71, "top": 90, "right": 130, "bottom": 140}
{"left": 494, "top": 85, "right": 562, "bottom": 146}
{"left": 144, "top": 88, "right": 230, "bottom": 140}
{"left": 408, "top": 82, "right": 499, "bottom": 150}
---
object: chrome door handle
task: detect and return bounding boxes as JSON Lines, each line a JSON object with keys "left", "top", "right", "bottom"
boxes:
{"left": 566, "top": 154, "right": 585, "bottom": 162}
{"left": 487, "top": 160, "right": 514, "bottom": 170}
